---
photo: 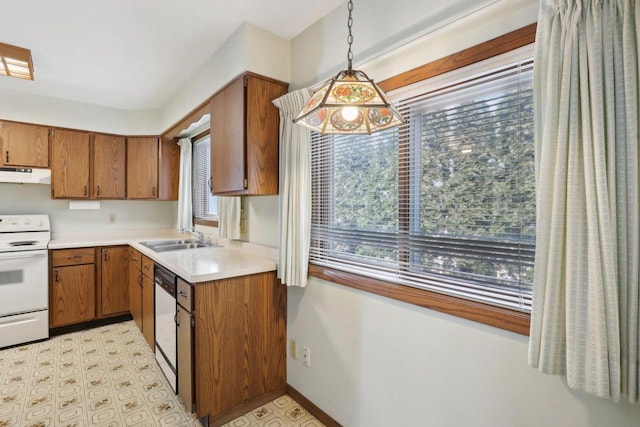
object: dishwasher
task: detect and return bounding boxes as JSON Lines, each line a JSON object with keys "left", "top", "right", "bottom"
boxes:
{"left": 154, "top": 264, "right": 177, "bottom": 392}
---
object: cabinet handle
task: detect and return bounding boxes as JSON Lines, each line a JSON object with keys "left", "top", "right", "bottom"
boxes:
{"left": 96, "top": 186, "right": 101, "bottom": 197}
{"left": 66, "top": 255, "right": 82, "bottom": 260}
{"left": 174, "top": 310, "right": 179, "bottom": 326}
{"left": 5, "top": 151, "right": 8, "bottom": 163}
{"left": 138, "top": 273, "right": 143, "bottom": 286}
{"left": 54, "top": 270, "right": 59, "bottom": 282}
{"left": 208, "top": 177, "right": 213, "bottom": 192}
{"left": 83, "top": 186, "right": 88, "bottom": 196}
{"left": 152, "top": 187, "right": 156, "bottom": 197}
{"left": 104, "top": 250, "right": 108, "bottom": 261}
{"left": 178, "top": 290, "right": 187, "bottom": 298}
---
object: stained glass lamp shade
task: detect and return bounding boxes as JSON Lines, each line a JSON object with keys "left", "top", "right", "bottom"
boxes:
{"left": 294, "top": 69, "right": 405, "bottom": 134}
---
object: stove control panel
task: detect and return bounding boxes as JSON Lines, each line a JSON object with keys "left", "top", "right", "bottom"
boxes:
{"left": 0, "top": 215, "right": 50, "bottom": 232}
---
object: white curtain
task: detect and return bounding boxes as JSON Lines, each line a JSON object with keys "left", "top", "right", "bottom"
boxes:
{"left": 177, "top": 137, "right": 193, "bottom": 231}
{"left": 273, "top": 89, "right": 311, "bottom": 287}
{"left": 218, "top": 197, "right": 241, "bottom": 239}
{"left": 529, "top": 0, "right": 640, "bottom": 402}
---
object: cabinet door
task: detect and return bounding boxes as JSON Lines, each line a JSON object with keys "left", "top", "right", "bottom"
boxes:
{"left": 141, "top": 275, "right": 155, "bottom": 349}
{"left": 244, "top": 75, "right": 286, "bottom": 195}
{"left": 0, "top": 121, "right": 49, "bottom": 167}
{"left": 159, "top": 138, "right": 179, "bottom": 200}
{"left": 177, "top": 305, "right": 194, "bottom": 413}
{"left": 129, "top": 260, "right": 143, "bottom": 331}
{"left": 50, "top": 129, "right": 90, "bottom": 198}
{"left": 210, "top": 76, "right": 246, "bottom": 194}
{"left": 93, "top": 134, "right": 126, "bottom": 199}
{"left": 127, "top": 137, "right": 159, "bottom": 199}
{"left": 50, "top": 264, "right": 95, "bottom": 327}
{"left": 101, "top": 246, "right": 129, "bottom": 317}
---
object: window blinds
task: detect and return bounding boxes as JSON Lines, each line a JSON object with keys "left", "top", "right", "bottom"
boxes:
{"left": 192, "top": 136, "right": 218, "bottom": 219}
{"left": 310, "top": 46, "right": 535, "bottom": 312}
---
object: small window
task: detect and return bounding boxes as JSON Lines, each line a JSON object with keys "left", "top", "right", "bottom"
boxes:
{"left": 192, "top": 135, "right": 218, "bottom": 221}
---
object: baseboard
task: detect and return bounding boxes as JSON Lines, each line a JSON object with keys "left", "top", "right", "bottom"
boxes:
{"left": 50, "top": 313, "right": 133, "bottom": 336}
{"left": 287, "top": 384, "right": 342, "bottom": 427}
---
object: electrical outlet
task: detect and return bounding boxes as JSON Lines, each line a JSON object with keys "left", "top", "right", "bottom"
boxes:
{"left": 289, "top": 339, "right": 297, "bottom": 359}
{"left": 303, "top": 346, "right": 311, "bottom": 367}
{"left": 108, "top": 213, "right": 116, "bottom": 224}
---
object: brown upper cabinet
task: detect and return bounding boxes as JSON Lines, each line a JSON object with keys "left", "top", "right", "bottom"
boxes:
{"left": 0, "top": 121, "right": 49, "bottom": 168}
{"left": 50, "top": 129, "right": 91, "bottom": 198}
{"left": 127, "top": 136, "right": 159, "bottom": 199}
{"left": 92, "top": 134, "right": 126, "bottom": 199}
{"left": 210, "top": 73, "right": 288, "bottom": 196}
{"left": 159, "top": 138, "right": 179, "bottom": 200}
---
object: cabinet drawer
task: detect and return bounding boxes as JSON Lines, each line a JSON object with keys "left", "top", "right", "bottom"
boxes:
{"left": 52, "top": 248, "right": 95, "bottom": 267}
{"left": 128, "top": 247, "right": 142, "bottom": 270}
{"left": 141, "top": 256, "right": 154, "bottom": 279}
{"left": 177, "top": 277, "right": 193, "bottom": 312}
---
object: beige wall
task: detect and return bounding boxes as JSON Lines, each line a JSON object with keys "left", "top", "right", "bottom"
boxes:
{"left": 285, "top": 0, "right": 640, "bottom": 425}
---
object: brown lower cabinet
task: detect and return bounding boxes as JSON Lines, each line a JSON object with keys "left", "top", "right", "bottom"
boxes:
{"left": 50, "top": 263, "right": 96, "bottom": 327}
{"left": 99, "top": 246, "right": 129, "bottom": 317}
{"left": 50, "top": 245, "right": 129, "bottom": 328}
{"left": 191, "top": 271, "right": 287, "bottom": 425}
{"left": 128, "top": 247, "right": 155, "bottom": 349}
{"left": 128, "top": 248, "right": 143, "bottom": 330}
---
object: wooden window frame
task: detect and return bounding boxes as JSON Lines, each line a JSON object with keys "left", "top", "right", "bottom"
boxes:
{"left": 194, "top": 218, "right": 219, "bottom": 227}
{"left": 308, "top": 23, "right": 537, "bottom": 336}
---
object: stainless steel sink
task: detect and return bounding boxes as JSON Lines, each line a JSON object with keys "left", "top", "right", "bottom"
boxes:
{"left": 139, "top": 239, "right": 219, "bottom": 252}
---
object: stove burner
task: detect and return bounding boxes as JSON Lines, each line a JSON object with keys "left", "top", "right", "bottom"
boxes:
{"left": 9, "top": 241, "right": 39, "bottom": 247}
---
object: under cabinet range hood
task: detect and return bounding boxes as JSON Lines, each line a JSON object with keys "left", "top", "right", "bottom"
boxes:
{"left": 0, "top": 167, "right": 51, "bottom": 184}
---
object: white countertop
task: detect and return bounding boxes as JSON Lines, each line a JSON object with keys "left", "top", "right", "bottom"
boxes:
{"left": 48, "top": 228, "right": 181, "bottom": 249}
{"left": 129, "top": 241, "right": 276, "bottom": 283}
{"left": 48, "top": 229, "right": 277, "bottom": 283}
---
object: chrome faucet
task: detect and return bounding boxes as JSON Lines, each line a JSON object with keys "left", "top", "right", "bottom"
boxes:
{"left": 181, "top": 227, "right": 204, "bottom": 242}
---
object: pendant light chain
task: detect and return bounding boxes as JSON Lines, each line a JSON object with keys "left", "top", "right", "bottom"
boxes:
{"left": 346, "top": 0, "right": 354, "bottom": 70}
{"left": 293, "top": 0, "right": 406, "bottom": 134}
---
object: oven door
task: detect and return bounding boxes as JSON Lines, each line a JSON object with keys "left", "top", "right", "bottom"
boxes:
{"left": 0, "top": 250, "right": 48, "bottom": 315}
{"left": 0, "top": 249, "right": 49, "bottom": 348}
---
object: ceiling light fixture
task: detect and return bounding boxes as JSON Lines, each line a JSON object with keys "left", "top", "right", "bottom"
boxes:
{"left": 0, "top": 42, "right": 35, "bottom": 81}
{"left": 294, "top": 0, "right": 405, "bottom": 134}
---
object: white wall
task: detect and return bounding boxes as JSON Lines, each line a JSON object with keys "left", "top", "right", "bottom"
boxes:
{"left": 0, "top": 22, "right": 291, "bottom": 137}
{"left": 0, "top": 184, "right": 176, "bottom": 233}
{"left": 0, "top": 87, "right": 161, "bottom": 135}
{"left": 285, "top": 0, "right": 640, "bottom": 425}
{"left": 159, "top": 22, "right": 291, "bottom": 132}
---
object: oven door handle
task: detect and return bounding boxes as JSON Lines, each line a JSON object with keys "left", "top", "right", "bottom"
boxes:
{"left": 0, "top": 250, "right": 48, "bottom": 260}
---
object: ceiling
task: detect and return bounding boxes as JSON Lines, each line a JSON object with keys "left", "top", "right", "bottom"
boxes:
{"left": 0, "top": 0, "right": 345, "bottom": 111}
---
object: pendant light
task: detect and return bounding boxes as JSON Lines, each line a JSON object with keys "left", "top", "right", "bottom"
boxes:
{"left": 294, "top": 0, "right": 405, "bottom": 134}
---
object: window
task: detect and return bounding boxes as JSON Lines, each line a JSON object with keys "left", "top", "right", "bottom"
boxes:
{"left": 192, "top": 135, "right": 218, "bottom": 221}
{"left": 310, "top": 44, "right": 535, "bottom": 317}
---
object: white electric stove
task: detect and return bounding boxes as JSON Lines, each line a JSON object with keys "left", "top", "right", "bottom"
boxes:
{"left": 0, "top": 214, "right": 51, "bottom": 348}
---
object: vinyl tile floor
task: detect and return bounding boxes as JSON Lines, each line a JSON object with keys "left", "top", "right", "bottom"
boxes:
{"left": 0, "top": 321, "right": 324, "bottom": 427}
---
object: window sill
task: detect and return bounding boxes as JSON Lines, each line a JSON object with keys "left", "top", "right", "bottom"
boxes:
{"left": 308, "top": 264, "right": 530, "bottom": 336}
{"left": 194, "top": 218, "right": 219, "bottom": 227}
